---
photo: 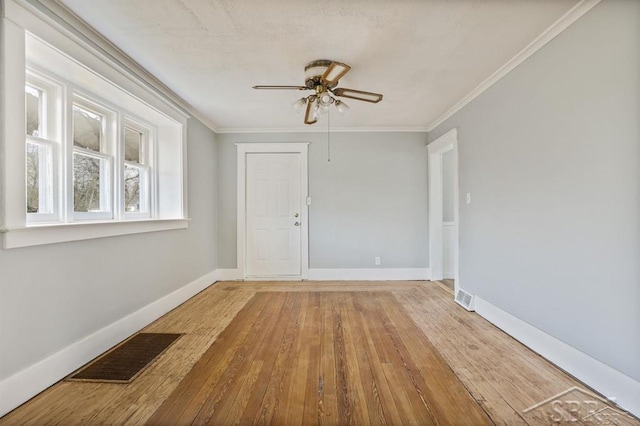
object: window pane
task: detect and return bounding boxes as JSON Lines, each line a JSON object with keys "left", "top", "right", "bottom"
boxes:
{"left": 73, "top": 153, "right": 103, "bottom": 212}
{"left": 26, "top": 143, "right": 40, "bottom": 213}
{"left": 124, "top": 127, "right": 142, "bottom": 163}
{"left": 26, "top": 142, "right": 54, "bottom": 216}
{"left": 26, "top": 86, "right": 42, "bottom": 137}
{"left": 124, "top": 165, "right": 141, "bottom": 212}
{"left": 73, "top": 106, "right": 102, "bottom": 152}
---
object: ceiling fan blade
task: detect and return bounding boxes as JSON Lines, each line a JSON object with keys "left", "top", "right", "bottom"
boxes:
{"left": 333, "top": 88, "right": 383, "bottom": 103}
{"left": 252, "top": 85, "right": 309, "bottom": 90}
{"left": 304, "top": 97, "right": 317, "bottom": 125}
{"left": 321, "top": 62, "right": 351, "bottom": 86}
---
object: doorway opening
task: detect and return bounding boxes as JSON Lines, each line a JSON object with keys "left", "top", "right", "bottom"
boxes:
{"left": 428, "top": 129, "right": 459, "bottom": 296}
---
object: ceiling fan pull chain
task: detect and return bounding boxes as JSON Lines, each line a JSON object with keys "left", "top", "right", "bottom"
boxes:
{"left": 327, "top": 109, "right": 331, "bottom": 162}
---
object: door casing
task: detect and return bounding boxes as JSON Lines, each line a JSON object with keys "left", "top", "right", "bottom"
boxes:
{"left": 237, "top": 142, "right": 309, "bottom": 280}
{"left": 427, "top": 129, "right": 459, "bottom": 295}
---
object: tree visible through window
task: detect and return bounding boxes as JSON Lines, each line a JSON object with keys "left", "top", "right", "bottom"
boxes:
{"left": 73, "top": 153, "right": 102, "bottom": 212}
{"left": 25, "top": 82, "right": 54, "bottom": 217}
{"left": 23, "top": 66, "right": 163, "bottom": 227}
{"left": 9, "top": 32, "right": 188, "bottom": 249}
{"left": 124, "top": 166, "right": 140, "bottom": 211}
{"left": 25, "top": 85, "right": 42, "bottom": 213}
{"left": 72, "top": 103, "right": 109, "bottom": 214}
{"left": 123, "top": 125, "right": 148, "bottom": 214}
{"left": 26, "top": 143, "right": 40, "bottom": 213}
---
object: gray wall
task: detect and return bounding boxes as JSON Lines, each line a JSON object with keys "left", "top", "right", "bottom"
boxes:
{"left": 217, "top": 131, "right": 429, "bottom": 269}
{"left": 0, "top": 118, "right": 218, "bottom": 380}
{"left": 429, "top": 0, "right": 640, "bottom": 381}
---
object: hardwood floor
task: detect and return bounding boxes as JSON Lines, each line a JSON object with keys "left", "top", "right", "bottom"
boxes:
{"left": 148, "top": 291, "right": 489, "bottom": 425}
{"left": 2, "top": 281, "right": 637, "bottom": 425}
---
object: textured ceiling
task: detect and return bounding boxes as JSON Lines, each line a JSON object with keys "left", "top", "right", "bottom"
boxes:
{"left": 59, "top": 0, "right": 580, "bottom": 131}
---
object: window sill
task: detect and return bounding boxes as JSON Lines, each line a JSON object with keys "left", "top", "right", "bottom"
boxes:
{"left": 2, "top": 219, "right": 189, "bottom": 249}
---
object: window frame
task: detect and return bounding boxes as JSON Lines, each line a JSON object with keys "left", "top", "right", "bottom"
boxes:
{"left": 1, "top": 5, "right": 189, "bottom": 250}
{"left": 23, "top": 68, "right": 164, "bottom": 226}
{"left": 69, "top": 95, "right": 116, "bottom": 221}
{"left": 25, "top": 70, "right": 62, "bottom": 224}
{"left": 121, "top": 119, "right": 154, "bottom": 220}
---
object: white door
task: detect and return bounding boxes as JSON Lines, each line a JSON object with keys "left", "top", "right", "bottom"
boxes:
{"left": 245, "top": 153, "right": 302, "bottom": 277}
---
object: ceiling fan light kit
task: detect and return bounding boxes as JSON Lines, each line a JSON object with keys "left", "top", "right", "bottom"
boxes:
{"left": 291, "top": 97, "right": 307, "bottom": 112}
{"left": 335, "top": 100, "right": 350, "bottom": 114}
{"left": 253, "top": 59, "right": 383, "bottom": 125}
{"left": 318, "top": 93, "right": 334, "bottom": 108}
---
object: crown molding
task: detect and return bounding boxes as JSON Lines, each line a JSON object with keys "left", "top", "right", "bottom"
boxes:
{"left": 216, "top": 126, "right": 429, "bottom": 134}
{"left": 18, "top": 0, "right": 219, "bottom": 132}
{"left": 425, "top": 0, "right": 602, "bottom": 132}
{"left": 16, "top": 0, "right": 600, "bottom": 136}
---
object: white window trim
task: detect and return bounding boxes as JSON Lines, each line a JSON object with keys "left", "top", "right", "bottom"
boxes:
{"left": 1, "top": 0, "right": 190, "bottom": 249}
{"left": 3, "top": 219, "right": 190, "bottom": 249}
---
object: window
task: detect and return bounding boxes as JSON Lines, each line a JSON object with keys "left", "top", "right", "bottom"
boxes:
{"left": 25, "top": 72, "right": 59, "bottom": 223}
{"left": 1, "top": 25, "right": 188, "bottom": 249}
{"left": 23, "top": 77, "right": 156, "bottom": 223}
{"left": 71, "top": 100, "right": 113, "bottom": 220}
{"left": 123, "top": 123, "right": 151, "bottom": 216}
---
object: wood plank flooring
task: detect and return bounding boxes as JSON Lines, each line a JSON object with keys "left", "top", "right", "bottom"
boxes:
{"left": 1, "top": 281, "right": 637, "bottom": 425}
{"left": 148, "top": 291, "right": 489, "bottom": 425}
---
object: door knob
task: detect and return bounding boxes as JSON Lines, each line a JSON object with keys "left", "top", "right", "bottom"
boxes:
{"left": 294, "top": 221, "right": 301, "bottom": 226}
{"left": 294, "top": 213, "right": 299, "bottom": 217}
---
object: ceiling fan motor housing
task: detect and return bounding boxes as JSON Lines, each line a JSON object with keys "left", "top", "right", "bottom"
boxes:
{"left": 305, "top": 59, "right": 335, "bottom": 88}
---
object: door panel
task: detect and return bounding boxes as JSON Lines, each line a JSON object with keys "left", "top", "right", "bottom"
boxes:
{"left": 246, "top": 153, "right": 301, "bottom": 276}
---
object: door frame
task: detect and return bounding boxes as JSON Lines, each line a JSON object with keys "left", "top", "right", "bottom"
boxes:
{"left": 236, "top": 142, "right": 310, "bottom": 280}
{"left": 427, "top": 128, "right": 459, "bottom": 295}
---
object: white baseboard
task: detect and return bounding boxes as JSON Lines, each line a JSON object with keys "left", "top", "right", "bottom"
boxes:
{"left": 475, "top": 296, "right": 640, "bottom": 418}
{"left": 308, "top": 268, "right": 431, "bottom": 281}
{"left": 214, "top": 268, "right": 431, "bottom": 282}
{"left": 216, "top": 268, "right": 241, "bottom": 281}
{"left": 0, "top": 269, "right": 218, "bottom": 417}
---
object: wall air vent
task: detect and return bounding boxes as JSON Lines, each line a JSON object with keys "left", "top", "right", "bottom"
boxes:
{"left": 455, "top": 289, "right": 475, "bottom": 311}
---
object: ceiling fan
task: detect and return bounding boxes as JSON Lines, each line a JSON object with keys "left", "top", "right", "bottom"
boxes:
{"left": 253, "top": 59, "right": 383, "bottom": 125}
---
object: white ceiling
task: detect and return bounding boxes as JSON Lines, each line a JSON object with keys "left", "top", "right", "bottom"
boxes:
{"left": 59, "top": 0, "right": 580, "bottom": 132}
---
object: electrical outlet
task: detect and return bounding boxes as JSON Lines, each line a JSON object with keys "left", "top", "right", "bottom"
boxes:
{"left": 374, "top": 256, "right": 381, "bottom": 265}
